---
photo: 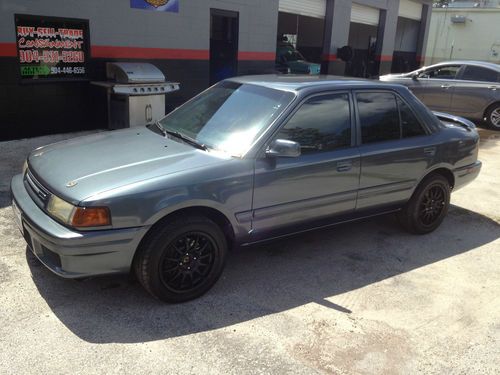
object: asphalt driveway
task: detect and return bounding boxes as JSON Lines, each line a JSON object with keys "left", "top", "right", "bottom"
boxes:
{"left": 0, "top": 129, "right": 499, "bottom": 374}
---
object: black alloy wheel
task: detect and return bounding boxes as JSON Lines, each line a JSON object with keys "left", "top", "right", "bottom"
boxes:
{"left": 159, "top": 232, "right": 216, "bottom": 293}
{"left": 134, "top": 215, "right": 227, "bottom": 303}
{"left": 418, "top": 184, "right": 447, "bottom": 227}
{"left": 398, "top": 174, "right": 451, "bottom": 234}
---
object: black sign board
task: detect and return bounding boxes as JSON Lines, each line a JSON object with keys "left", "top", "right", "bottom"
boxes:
{"left": 14, "top": 14, "right": 90, "bottom": 82}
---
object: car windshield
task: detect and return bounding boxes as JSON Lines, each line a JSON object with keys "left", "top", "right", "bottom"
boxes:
{"left": 278, "top": 45, "right": 305, "bottom": 62}
{"left": 157, "top": 81, "right": 295, "bottom": 156}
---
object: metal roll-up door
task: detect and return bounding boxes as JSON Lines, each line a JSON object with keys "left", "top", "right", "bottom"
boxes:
{"left": 351, "top": 3, "right": 380, "bottom": 26}
{"left": 279, "top": 0, "right": 326, "bottom": 19}
{"left": 398, "top": 0, "right": 423, "bottom": 20}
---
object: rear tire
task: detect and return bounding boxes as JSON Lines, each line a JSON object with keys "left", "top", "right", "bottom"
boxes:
{"left": 398, "top": 174, "right": 450, "bottom": 234}
{"left": 485, "top": 103, "right": 500, "bottom": 130}
{"left": 134, "top": 215, "right": 227, "bottom": 303}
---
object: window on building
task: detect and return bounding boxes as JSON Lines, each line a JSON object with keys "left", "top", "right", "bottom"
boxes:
{"left": 461, "top": 65, "right": 500, "bottom": 83}
{"left": 276, "top": 93, "right": 351, "bottom": 153}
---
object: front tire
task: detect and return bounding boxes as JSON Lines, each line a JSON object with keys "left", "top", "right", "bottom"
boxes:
{"left": 134, "top": 215, "right": 227, "bottom": 303}
{"left": 398, "top": 174, "right": 451, "bottom": 234}
{"left": 485, "top": 103, "right": 500, "bottom": 130}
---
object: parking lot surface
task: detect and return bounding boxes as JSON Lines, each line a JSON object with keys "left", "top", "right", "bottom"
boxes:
{"left": 1, "top": 129, "right": 499, "bottom": 375}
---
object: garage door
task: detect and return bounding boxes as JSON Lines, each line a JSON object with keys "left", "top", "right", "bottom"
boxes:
{"left": 351, "top": 3, "right": 379, "bottom": 26}
{"left": 279, "top": 0, "right": 326, "bottom": 19}
{"left": 398, "top": 0, "right": 423, "bottom": 20}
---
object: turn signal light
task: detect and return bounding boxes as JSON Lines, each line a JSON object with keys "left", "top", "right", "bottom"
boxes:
{"left": 71, "top": 207, "right": 111, "bottom": 227}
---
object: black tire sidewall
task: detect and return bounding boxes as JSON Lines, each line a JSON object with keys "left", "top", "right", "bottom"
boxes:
{"left": 142, "top": 218, "right": 227, "bottom": 303}
{"left": 407, "top": 175, "right": 450, "bottom": 234}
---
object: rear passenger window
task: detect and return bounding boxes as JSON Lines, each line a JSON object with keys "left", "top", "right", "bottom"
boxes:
{"left": 357, "top": 92, "right": 400, "bottom": 144}
{"left": 398, "top": 97, "right": 426, "bottom": 138}
{"left": 461, "top": 66, "right": 499, "bottom": 83}
{"left": 277, "top": 93, "right": 351, "bottom": 153}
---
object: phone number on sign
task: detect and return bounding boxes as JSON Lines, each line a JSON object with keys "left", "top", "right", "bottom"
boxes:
{"left": 50, "top": 66, "right": 86, "bottom": 75}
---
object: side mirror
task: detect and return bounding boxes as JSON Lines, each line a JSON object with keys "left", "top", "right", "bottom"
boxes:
{"left": 265, "top": 139, "right": 301, "bottom": 158}
{"left": 411, "top": 73, "right": 419, "bottom": 81}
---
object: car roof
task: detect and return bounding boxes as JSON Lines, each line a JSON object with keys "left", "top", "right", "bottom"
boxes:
{"left": 425, "top": 60, "right": 500, "bottom": 72}
{"left": 228, "top": 74, "right": 401, "bottom": 92}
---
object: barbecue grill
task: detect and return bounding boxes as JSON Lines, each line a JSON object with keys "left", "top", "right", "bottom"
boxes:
{"left": 92, "top": 62, "right": 179, "bottom": 129}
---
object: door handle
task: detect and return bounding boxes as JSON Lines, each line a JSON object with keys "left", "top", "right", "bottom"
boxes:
{"left": 336, "top": 161, "right": 352, "bottom": 172}
{"left": 423, "top": 146, "right": 436, "bottom": 156}
{"left": 440, "top": 84, "right": 451, "bottom": 89}
{"left": 488, "top": 86, "right": 497, "bottom": 91}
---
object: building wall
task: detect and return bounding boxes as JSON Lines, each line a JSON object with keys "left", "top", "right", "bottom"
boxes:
{"left": 425, "top": 8, "right": 500, "bottom": 65}
{"left": 0, "top": 0, "right": 279, "bottom": 140}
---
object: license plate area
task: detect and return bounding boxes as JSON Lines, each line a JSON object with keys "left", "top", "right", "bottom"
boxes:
{"left": 12, "top": 199, "right": 22, "bottom": 230}
{"left": 12, "top": 200, "right": 32, "bottom": 248}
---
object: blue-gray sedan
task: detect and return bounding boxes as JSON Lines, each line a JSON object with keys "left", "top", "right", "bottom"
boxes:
{"left": 11, "top": 75, "right": 481, "bottom": 302}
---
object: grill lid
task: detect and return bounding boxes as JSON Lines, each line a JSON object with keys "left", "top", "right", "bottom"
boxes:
{"left": 106, "top": 62, "right": 166, "bottom": 83}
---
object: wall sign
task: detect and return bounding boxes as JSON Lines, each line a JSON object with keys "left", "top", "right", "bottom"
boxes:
{"left": 130, "top": 0, "right": 179, "bottom": 13}
{"left": 14, "top": 14, "right": 90, "bottom": 82}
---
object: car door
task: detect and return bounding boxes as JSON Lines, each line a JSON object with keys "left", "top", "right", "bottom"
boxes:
{"left": 415, "top": 64, "right": 462, "bottom": 112}
{"left": 251, "top": 92, "right": 361, "bottom": 240}
{"left": 449, "top": 64, "right": 500, "bottom": 117}
{"left": 354, "top": 90, "right": 436, "bottom": 210}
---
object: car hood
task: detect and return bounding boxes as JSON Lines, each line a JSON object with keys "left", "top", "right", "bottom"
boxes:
{"left": 27, "top": 128, "right": 225, "bottom": 203}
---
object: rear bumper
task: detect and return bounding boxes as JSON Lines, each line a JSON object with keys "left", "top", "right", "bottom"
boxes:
{"left": 453, "top": 161, "right": 482, "bottom": 191}
{"left": 10, "top": 173, "right": 149, "bottom": 278}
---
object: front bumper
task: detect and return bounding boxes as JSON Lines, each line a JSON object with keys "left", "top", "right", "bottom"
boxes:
{"left": 452, "top": 160, "right": 482, "bottom": 191}
{"left": 10, "top": 174, "right": 149, "bottom": 278}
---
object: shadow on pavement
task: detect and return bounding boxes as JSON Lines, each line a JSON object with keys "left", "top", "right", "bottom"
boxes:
{"left": 28, "top": 205, "right": 500, "bottom": 344}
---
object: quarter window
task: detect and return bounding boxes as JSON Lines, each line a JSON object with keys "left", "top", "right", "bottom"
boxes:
{"left": 398, "top": 97, "right": 426, "bottom": 138}
{"left": 461, "top": 65, "right": 499, "bottom": 83}
{"left": 276, "top": 94, "right": 351, "bottom": 153}
{"left": 357, "top": 92, "right": 400, "bottom": 144}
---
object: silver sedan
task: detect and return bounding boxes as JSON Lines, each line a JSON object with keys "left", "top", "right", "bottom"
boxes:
{"left": 380, "top": 60, "right": 500, "bottom": 130}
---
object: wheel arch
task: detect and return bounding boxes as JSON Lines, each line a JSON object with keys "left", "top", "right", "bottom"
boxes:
{"left": 483, "top": 101, "right": 500, "bottom": 121}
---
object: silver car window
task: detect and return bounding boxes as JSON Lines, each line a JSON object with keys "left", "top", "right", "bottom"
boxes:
{"left": 461, "top": 65, "right": 500, "bottom": 83}
{"left": 419, "top": 65, "right": 461, "bottom": 80}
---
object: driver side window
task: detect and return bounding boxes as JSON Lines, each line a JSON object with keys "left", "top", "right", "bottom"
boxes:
{"left": 276, "top": 93, "right": 352, "bottom": 154}
{"left": 420, "top": 65, "right": 461, "bottom": 80}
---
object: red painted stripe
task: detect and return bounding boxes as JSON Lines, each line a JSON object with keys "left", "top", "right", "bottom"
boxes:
{"left": 322, "top": 54, "right": 337, "bottom": 62}
{"left": 376, "top": 55, "right": 393, "bottom": 62}
{"left": 238, "top": 51, "right": 275, "bottom": 61}
{"left": 0, "top": 41, "right": 275, "bottom": 61}
{"left": 91, "top": 45, "right": 209, "bottom": 60}
{"left": 0, "top": 42, "right": 17, "bottom": 57}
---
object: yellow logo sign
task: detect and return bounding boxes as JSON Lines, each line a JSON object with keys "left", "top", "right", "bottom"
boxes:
{"left": 145, "top": 0, "right": 168, "bottom": 7}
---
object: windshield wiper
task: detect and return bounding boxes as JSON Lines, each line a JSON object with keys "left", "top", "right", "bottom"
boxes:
{"left": 151, "top": 121, "right": 167, "bottom": 137}
{"left": 164, "top": 129, "right": 208, "bottom": 151}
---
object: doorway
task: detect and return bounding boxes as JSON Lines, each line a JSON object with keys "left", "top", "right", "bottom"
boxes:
{"left": 210, "top": 9, "right": 239, "bottom": 85}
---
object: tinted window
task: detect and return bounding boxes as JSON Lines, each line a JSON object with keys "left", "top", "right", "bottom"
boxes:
{"left": 158, "top": 81, "right": 294, "bottom": 156}
{"left": 398, "top": 97, "right": 426, "bottom": 138}
{"left": 277, "top": 94, "right": 351, "bottom": 153}
{"left": 461, "top": 65, "right": 499, "bottom": 83}
{"left": 421, "top": 65, "right": 461, "bottom": 80}
{"left": 357, "top": 92, "right": 400, "bottom": 144}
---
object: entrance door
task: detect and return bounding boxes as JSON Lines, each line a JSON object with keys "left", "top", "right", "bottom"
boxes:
{"left": 210, "top": 9, "right": 239, "bottom": 85}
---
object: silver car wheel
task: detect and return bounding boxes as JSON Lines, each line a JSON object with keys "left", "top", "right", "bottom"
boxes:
{"left": 491, "top": 108, "right": 500, "bottom": 127}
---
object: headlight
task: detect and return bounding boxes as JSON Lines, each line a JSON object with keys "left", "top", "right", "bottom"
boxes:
{"left": 47, "top": 195, "right": 111, "bottom": 228}
{"left": 47, "top": 195, "right": 76, "bottom": 223}
{"left": 22, "top": 160, "right": 28, "bottom": 175}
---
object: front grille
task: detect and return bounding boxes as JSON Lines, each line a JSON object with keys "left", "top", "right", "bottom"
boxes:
{"left": 25, "top": 170, "right": 51, "bottom": 206}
